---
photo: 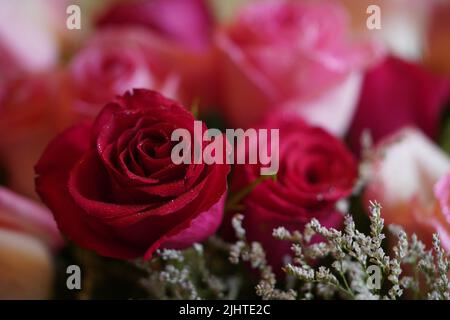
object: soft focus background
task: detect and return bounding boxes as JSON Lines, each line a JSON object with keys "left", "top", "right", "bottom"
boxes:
{"left": 0, "top": 0, "right": 449, "bottom": 299}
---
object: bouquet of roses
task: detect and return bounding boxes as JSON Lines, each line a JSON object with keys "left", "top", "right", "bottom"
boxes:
{"left": 0, "top": 0, "right": 449, "bottom": 300}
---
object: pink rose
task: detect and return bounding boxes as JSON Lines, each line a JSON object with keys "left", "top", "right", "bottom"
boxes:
{"left": 216, "top": 0, "right": 381, "bottom": 133}
{"left": 96, "top": 0, "right": 214, "bottom": 51}
{"left": 0, "top": 187, "right": 63, "bottom": 299}
{"left": 349, "top": 56, "right": 450, "bottom": 152}
{"left": 364, "top": 128, "right": 450, "bottom": 249}
{"left": 95, "top": 0, "right": 219, "bottom": 111}
{"left": 67, "top": 27, "right": 218, "bottom": 118}
{"left": 67, "top": 28, "right": 183, "bottom": 118}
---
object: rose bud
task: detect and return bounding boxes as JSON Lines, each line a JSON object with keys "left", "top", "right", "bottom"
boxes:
{"left": 35, "top": 89, "right": 230, "bottom": 260}
{"left": 0, "top": 187, "right": 63, "bottom": 299}
{"left": 66, "top": 28, "right": 182, "bottom": 118}
{"left": 349, "top": 56, "right": 450, "bottom": 152}
{"left": 216, "top": 0, "right": 382, "bottom": 134}
{"left": 227, "top": 114, "right": 358, "bottom": 272}
{"left": 364, "top": 128, "right": 450, "bottom": 249}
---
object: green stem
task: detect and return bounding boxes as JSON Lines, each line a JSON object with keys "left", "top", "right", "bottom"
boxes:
{"left": 225, "top": 174, "right": 277, "bottom": 212}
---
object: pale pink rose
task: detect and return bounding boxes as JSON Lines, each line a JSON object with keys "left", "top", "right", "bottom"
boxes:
{"left": 340, "top": 0, "right": 433, "bottom": 61}
{"left": 216, "top": 0, "right": 382, "bottom": 133}
{"left": 0, "top": 187, "right": 63, "bottom": 299}
{"left": 364, "top": 128, "right": 450, "bottom": 249}
{"left": 0, "top": 0, "right": 62, "bottom": 80}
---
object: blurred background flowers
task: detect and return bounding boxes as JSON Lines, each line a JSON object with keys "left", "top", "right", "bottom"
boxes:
{"left": 0, "top": 0, "right": 449, "bottom": 299}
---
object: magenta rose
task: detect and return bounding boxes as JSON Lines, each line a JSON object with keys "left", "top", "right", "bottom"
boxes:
{"left": 35, "top": 89, "right": 230, "bottom": 260}
{"left": 349, "top": 56, "right": 450, "bottom": 152}
{"left": 216, "top": 0, "right": 381, "bottom": 133}
{"left": 228, "top": 114, "right": 358, "bottom": 271}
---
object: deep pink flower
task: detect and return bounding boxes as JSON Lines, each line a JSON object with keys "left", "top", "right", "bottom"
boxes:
{"left": 349, "top": 56, "right": 450, "bottom": 152}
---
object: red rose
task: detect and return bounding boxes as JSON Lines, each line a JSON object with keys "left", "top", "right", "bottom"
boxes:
{"left": 35, "top": 89, "right": 230, "bottom": 260}
{"left": 228, "top": 114, "right": 357, "bottom": 271}
{"left": 349, "top": 56, "right": 450, "bottom": 152}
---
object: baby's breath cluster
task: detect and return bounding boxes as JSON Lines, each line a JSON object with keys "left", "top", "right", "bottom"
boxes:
{"left": 134, "top": 203, "right": 449, "bottom": 300}
{"left": 229, "top": 215, "right": 297, "bottom": 300}
{"left": 136, "top": 244, "right": 227, "bottom": 300}
{"left": 232, "top": 202, "right": 450, "bottom": 300}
